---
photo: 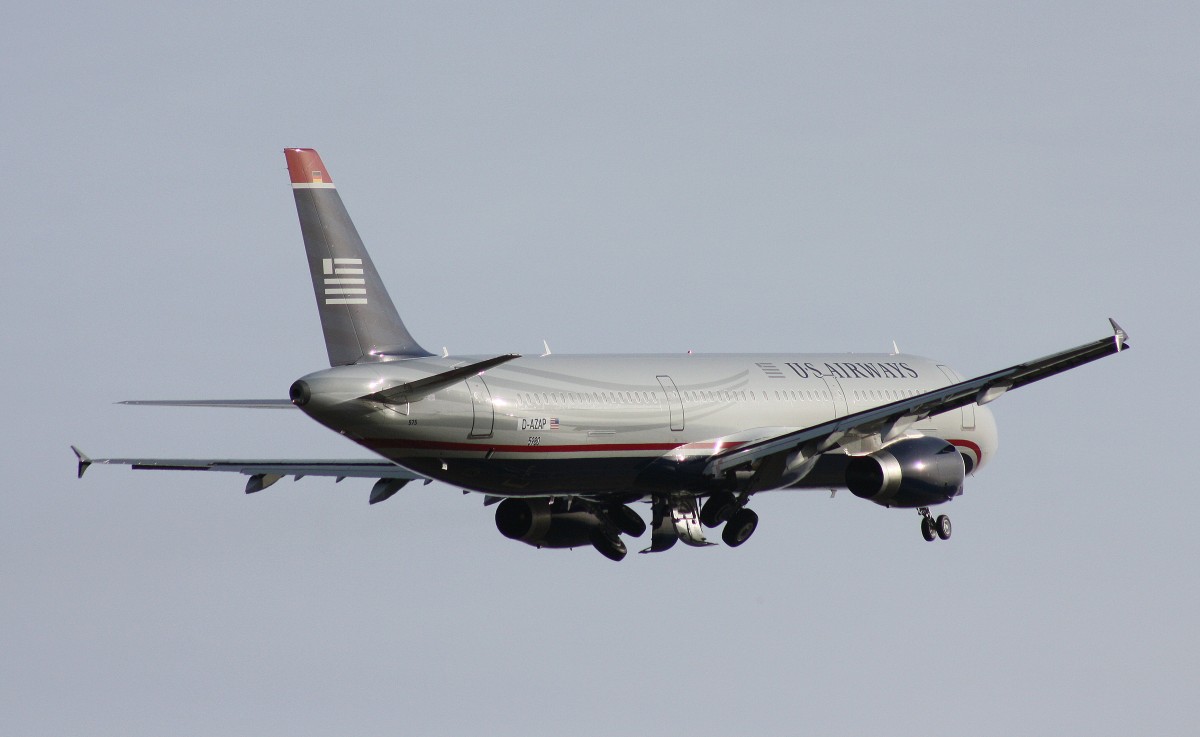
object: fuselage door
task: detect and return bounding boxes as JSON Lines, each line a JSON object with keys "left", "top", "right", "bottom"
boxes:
{"left": 465, "top": 375, "right": 494, "bottom": 438}
{"left": 657, "top": 375, "right": 685, "bottom": 431}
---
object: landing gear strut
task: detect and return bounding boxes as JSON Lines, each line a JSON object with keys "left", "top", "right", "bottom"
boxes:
{"left": 918, "top": 507, "right": 951, "bottom": 541}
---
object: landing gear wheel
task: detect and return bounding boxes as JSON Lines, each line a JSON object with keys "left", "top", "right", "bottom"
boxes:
{"left": 722, "top": 508, "right": 759, "bottom": 547}
{"left": 701, "top": 492, "right": 737, "bottom": 528}
{"left": 920, "top": 516, "right": 936, "bottom": 542}
{"left": 609, "top": 505, "right": 647, "bottom": 538}
{"left": 590, "top": 529, "right": 627, "bottom": 562}
{"left": 936, "top": 515, "right": 952, "bottom": 540}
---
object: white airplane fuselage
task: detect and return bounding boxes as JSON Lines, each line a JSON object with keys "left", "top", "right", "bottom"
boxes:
{"left": 296, "top": 352, "right": 997, "bottom": 500}
{"left": 74, "top": 148, "right": 1127, "bottom": 557}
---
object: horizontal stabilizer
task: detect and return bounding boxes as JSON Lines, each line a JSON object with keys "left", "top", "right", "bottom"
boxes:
{"left": 360, "top": 354, "right": 521, "bottom": 405}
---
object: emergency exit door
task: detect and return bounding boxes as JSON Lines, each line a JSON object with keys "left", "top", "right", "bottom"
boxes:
{"left": 466, "top": 375, "right": 494, "bottom": 438}
{"left": 657, "top": 375, "right": 685, "bottom": 431}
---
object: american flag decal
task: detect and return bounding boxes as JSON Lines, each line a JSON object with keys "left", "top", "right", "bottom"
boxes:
{"left": 549, "top": 418, "right": 559, "bottom": 430}
{"left": 322, "top": 258, "right": 366, "bottom": 305}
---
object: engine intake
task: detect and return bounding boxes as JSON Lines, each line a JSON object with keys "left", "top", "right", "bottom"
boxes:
{"left": 845, "top": 436, "right": 965, "bottom": 508}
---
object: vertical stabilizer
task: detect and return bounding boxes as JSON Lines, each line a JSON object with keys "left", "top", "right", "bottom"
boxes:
{"left": 285, "top": 148, "right": 431, "bottom": 365}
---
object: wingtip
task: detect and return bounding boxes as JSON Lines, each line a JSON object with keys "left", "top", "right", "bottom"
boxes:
{"left": 1108, "top": 318, "right": 1129, "bottom": 351}
{"left": 71, "top": 445, "right": 91, "bottom": 479}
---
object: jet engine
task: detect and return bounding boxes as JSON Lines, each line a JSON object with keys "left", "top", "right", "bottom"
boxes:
{"left": 494, "top": 498, "right": 605, "bottom": 549}
{"left": 844, "top": 436, "right": 965, "bottom": 508}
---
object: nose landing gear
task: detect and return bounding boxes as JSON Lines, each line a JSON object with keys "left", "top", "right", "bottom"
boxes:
{"left": 918, "top": 507, "right": 951, "bottom": 541}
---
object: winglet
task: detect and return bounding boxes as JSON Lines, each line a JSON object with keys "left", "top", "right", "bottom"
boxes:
{"left": 71, "top": 446, "right": 91, "bottom": 479}
{"left": 1109, "top": 318, "right": 1128, "bottom": 352}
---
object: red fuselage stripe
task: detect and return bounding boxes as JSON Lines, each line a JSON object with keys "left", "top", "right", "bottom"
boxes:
{"left": 365, "top": 438, "right": 711, "bottom": 454}
{"left": 948, "top": 438, "right": 982, "bottom": 461}
{"left": 368, "top": 436, "right": 982, "bottom": 461}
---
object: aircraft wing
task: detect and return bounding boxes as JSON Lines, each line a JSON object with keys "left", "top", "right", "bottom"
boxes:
{"left": 118, "top": 399, "right": 296, "bottom": 408}
{"left": 705, "top": 319, "right": 1129, "bottom": 480}
{"left": 72, "top": 447, "right": 429, "bottom": 501}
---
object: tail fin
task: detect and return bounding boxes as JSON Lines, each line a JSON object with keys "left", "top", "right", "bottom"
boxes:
{"left": 285, "top": 148, "right": 431, "bottom": 365}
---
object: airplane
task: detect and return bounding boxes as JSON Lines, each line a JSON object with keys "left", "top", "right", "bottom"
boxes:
{"left": 73, "top": 148, "right": 1130, "bottom": 561}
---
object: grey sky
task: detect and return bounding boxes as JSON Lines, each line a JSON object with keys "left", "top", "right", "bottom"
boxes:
{"left": 2, "top": 2, "right": 1194, "bottom": 735}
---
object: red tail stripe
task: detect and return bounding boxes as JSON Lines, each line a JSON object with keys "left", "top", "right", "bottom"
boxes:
{"left": 284, "top": 148, "right": 331, "bottom": 184}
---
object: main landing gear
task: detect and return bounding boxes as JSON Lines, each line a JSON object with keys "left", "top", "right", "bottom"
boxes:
{"left": 591, "top": 503, "right": 649, "bottom": 562}
{"left": 590, "top": 528, "right": 628, "bottom": 562}
{"left": 918, "top": 507, "right": 952, "bottom": 542}
{"left": 700, "top": 491, "right": 759, "bottom": 548}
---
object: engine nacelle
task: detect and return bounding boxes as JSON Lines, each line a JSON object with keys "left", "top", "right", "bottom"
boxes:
{"left": 494, "top": 498, "right": 605, "bottom": 549}
{"left": 844, "top": 436, "right": 965, "bottom": 508}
